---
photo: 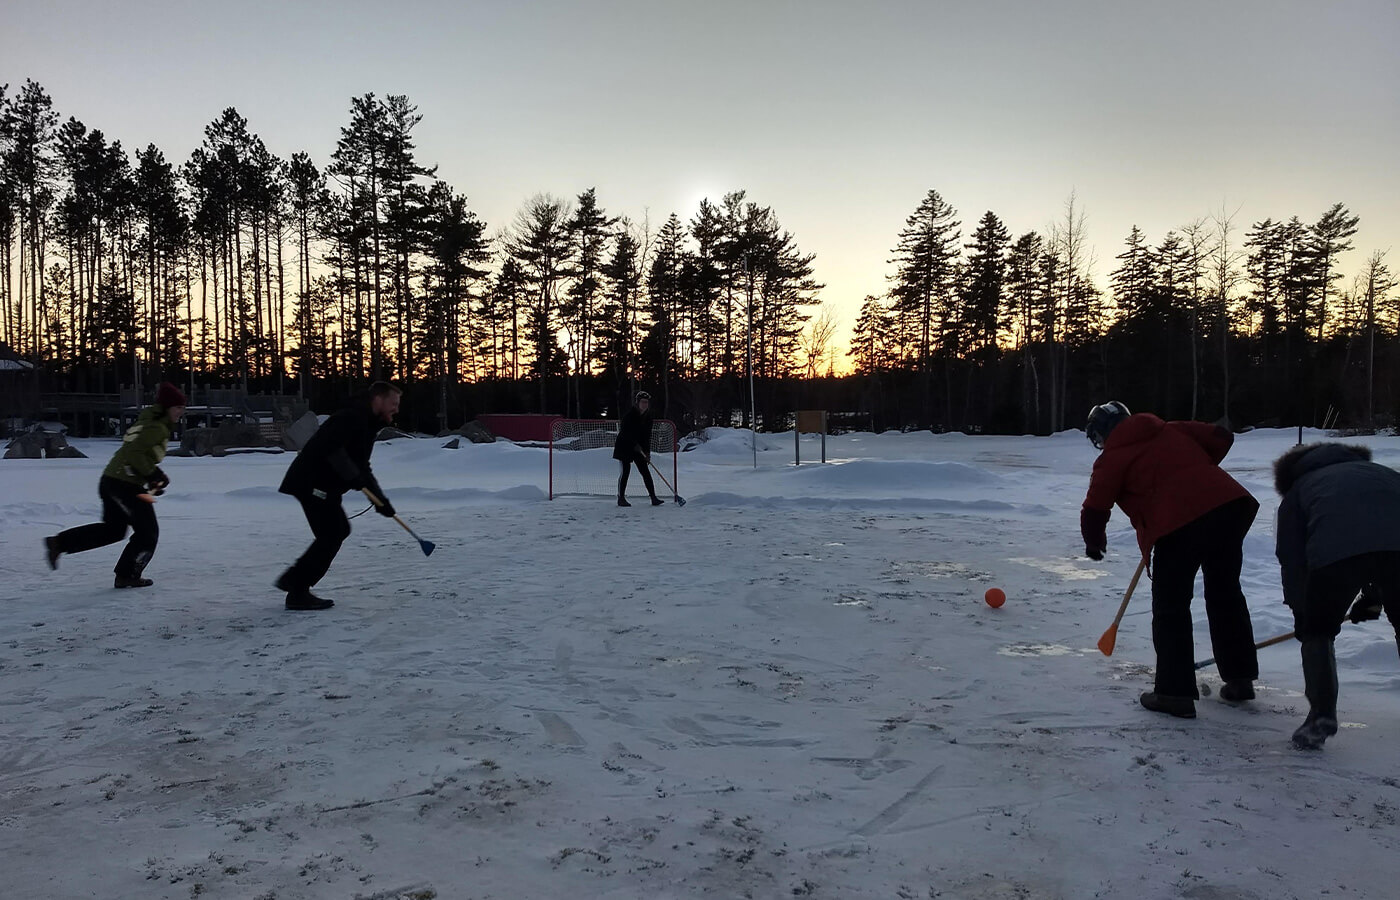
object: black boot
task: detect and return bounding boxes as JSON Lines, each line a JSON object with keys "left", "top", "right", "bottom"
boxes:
{"left": 651, "top": 496, "right": 665, "bottom": 506}
{"left": 45, "top": 536, "right": 61, "bottom": 570}
{"left": 1219, "top": 680, "right": 1255, "bottom": 702}
{"left": 617, "top": 497, "right": 631, "bottom": 507}
{"left": 1140, "top": 692, "right": 1196, "bottom": 718}
{"left": 1292, "top": 638, "right": 1339, "bottom": 750}
{"left": 286, "top": 590, "right": 334, "bottom": 611}
{"left": 114, "top": 574, "right": 154, "bottom": 588}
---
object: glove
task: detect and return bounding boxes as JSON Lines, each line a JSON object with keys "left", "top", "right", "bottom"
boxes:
{"left": 147, "top": 467, "right": 170, "bottom": 495}
{"left": 1080, "top": 506, "right": 1109, "bottom": 561}
{"left": 1348, "top": 588, "right": 1383, "bottom": 624}
{"left": 376, "top": 499, "right": 396, "bottom": 518}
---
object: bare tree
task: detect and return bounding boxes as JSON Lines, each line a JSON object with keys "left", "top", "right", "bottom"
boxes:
{"left": 799, "top": 302, "right": 839, "bottom": 379}
{"left": 1209, "top": 205, "right": 1245, "bottom": 423}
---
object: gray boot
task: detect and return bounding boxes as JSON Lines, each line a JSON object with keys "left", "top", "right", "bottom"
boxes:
{"left": 1292, "top": 638, "right": 1339, "bottom": 750}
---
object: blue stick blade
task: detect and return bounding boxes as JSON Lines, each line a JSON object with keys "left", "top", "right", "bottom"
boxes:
{"left": 421, "top": 540, "right": 435, "bottom": 556}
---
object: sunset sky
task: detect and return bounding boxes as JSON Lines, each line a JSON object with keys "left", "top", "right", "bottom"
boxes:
{"left": 5, "top": 0, "right": 1397, "bottom": 360}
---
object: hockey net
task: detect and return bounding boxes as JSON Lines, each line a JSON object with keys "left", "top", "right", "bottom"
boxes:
{"left": 549, "top": 418, "right": 678, "bottom": 500}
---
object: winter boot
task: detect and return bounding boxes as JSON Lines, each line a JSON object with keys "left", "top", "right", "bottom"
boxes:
{"left": 45, "top": 536, "right": 61, "bottom": 570}
{"left": 651, "top": 496, "right": 665, "bottom": 506}
{"left": 1140, "top": 692, "right": 1196, "bottom": 718}
{"left": 1292, "top": 638, "right": 1339, "bottom": 750}
{"left": 286, "top": 590, "right": 334, "bottom": 611}
{"left": 114, "top": 575, "right": 154, "bottom": 589}
{"left": 617, "top": 497, "right": 631, "bottom": 507}
{"left": 1219, "top": 680, "right": 1255, "bottom": 702}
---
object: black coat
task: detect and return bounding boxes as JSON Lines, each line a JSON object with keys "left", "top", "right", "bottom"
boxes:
{"left": 280, "top": 403, "right": 387, "bottom": 501}
{"left": 613, "top": 407, "right": 654, "bottom": 462}
{"left": 1274, "top": 442, "right": 1400, "bottom": 606}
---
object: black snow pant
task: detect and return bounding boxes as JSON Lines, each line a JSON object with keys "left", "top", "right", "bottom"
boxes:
{"left": 1290, "top": 552, "right": 1400, "bottom": 643}
{"left": 55, "top": 475, "right": 159, "bottom": 579}
{"left": 1150, "top": 496, "right": 1259, "bottom": 697}
{"left": 617, "top": 456, "right": 657, "bottom": 500}
{"left": 279, "top": 493, "right": 351, "bottom": 591}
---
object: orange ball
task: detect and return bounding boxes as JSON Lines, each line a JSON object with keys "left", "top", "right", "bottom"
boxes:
{"left": 984, "top": 587, "right": 1007, "bottom": 608}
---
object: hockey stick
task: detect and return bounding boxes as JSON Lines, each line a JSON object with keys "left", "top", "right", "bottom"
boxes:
{"left": 1195, "top": 631, "right": 1295, "bottom": 671}
{"left": 640, "top": 448, "right": 686, "bottom": 506}
{"left": 1098, "top": 557, "right": 1147, "bottom": 656}
{"left": 361, "top": 488, "right": 435, "bottom": 556}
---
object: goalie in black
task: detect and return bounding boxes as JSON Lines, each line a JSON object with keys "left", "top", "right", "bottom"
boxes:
{"left": 613, "top": 391, "right": 663, "bottom": 507}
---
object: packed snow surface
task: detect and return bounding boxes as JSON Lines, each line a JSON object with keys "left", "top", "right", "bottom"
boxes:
{"left": 2, "top": 427, "right": 1398, "bottom": 899}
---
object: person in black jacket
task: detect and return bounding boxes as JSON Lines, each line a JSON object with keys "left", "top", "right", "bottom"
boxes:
{"left": 613, "top": 391, "right": 662, "bottom": 507}
{"left": 1274, "top": 442, "right": 1400, "bottom": 749}
{"left": 275, "top": 382, "right": 401, "bottom": 610}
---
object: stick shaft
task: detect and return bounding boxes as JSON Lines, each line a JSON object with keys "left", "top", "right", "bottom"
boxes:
{"left": 1195, "top": 630, "right": 1297, "bottom": 670}
{"left": 646, "top": 455, "right": 680, "bottom": 495}
{"left": 1111, "top": 558, "right": 1148, "bottom": 630}
{"left": 361, "top": 487, "right": 424, "bottom": 541}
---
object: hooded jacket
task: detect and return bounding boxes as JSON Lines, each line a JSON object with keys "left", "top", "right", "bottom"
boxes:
{"left": 279, "top": 400, "right": 386, "bottom": 501}
{"left": 1082, "top": 413, "right": 1254, "bottom": 559}
{"left": 1273, "top": 442, "right": 1400, "bottom": 607}
{"left": 103, "top": 405, "right": 172, "bottom": 487}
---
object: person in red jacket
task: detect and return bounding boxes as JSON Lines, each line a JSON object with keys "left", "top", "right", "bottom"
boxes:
{"left": 1080, "top": 401, "right": 1260, "bottom": 718}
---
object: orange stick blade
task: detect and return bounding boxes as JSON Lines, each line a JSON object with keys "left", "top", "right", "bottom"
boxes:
{"left": 1098, "top": 626, "right": 1118, "bottom": 656}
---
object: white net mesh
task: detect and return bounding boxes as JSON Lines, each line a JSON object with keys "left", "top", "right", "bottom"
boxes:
{"left": 549, "top": 418, "right": 678, "bottom": 499}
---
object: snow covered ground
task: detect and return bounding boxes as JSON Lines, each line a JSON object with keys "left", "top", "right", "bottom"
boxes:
{"left": 2, "top": 426, "right": 1398, "bottom": 900}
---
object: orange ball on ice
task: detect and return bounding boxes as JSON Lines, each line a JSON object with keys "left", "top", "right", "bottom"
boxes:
{"left": 984, "top": 587, "right": 1007, "bottom": 608}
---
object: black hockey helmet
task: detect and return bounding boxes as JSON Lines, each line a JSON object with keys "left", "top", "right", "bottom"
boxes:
{"left": 1086, "top": 401, "right": 1131, "bottom": 449}
{"left": 635, "top": 390, "right": 651, "bottom": 403}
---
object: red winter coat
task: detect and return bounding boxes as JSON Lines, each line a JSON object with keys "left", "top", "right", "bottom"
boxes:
{"left": 1081, "top": 414, "right": 1254, "bottom": 560}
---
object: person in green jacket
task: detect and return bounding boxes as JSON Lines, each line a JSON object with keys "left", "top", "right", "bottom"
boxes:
{"left": 45, "top": 382, "right": 186, "bottom": 588}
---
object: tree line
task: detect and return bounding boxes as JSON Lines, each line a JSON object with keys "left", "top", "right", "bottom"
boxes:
{"left": 2, "top": 79, "right": 1394, "bottom": 434}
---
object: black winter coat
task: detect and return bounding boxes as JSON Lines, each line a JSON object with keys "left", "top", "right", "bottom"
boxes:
{"left": 280, "top": 403, "right": 387, "bottom": 501}
{"left": 1274, "top": 442, "right": 1400, "bottom": 606}
{"left": 613, "top": 407, "right": 654, "bottom": 462}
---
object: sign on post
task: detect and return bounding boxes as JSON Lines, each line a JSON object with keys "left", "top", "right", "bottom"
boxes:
{"left": 795, "top": 410, "right": 828, "bottom": 465}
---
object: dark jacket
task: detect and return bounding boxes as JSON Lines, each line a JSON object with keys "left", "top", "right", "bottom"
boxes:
{"left": 103, "top": 405, "right": 173, "bottom": 487}
{"left": 613, "top": 407, "right": 655, "bottom": 462}
{"left": 1274, "top": 442, "right": 1400, "bottom": 607}
{"left": 1082, "top": 413, "right": 1254, "bottom": 559}
{"left": 280, "top": 403, "right": 387, "bottom": 501}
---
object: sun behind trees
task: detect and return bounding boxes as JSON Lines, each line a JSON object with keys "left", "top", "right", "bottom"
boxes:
{"left": 1, "top": 78, "right": 1393, "bottom": 434}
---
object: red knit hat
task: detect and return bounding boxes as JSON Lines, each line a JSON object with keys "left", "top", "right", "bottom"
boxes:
{"left": 155, "top": 382, "right": 187, "bottom": 409}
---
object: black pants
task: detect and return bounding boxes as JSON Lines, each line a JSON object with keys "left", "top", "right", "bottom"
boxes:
{"left": 1150, "top": 496, "right": 1259, "bottom": 696}
{"left": 1291, "top": 552, "right": 1400, "bottom": 642}
{"left": 617, "top": 457, "right": 657, "bottom": 500}
{"left": 55, "top": 476, "right": 159, "bottom": 578}
{"left": 279, "top": 494, "right": 351, "bottom": 591}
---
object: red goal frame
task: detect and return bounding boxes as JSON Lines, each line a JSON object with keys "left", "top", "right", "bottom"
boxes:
{"left": 548, "top": 418, "right": 679, "bottom": 500}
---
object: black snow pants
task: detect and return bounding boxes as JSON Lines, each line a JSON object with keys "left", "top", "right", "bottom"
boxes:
{"left": 617, "top": 456, "right": 657, "bottom": 500}
{"left": 54, "top": 475, "right": 159, "bottom": 579}
{"left": 1291, "top": 552, "right": 1400, "bottom": 643}
{"left": 1150, "top": 496, "right": 1259, "bottom": 697}
{"left": 279, "top": 493, "right": 352, "bottom": 591}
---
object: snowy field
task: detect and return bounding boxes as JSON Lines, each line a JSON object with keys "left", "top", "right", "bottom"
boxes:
{"left": 2, "top": 425, "right": 1399, "bottom": 900}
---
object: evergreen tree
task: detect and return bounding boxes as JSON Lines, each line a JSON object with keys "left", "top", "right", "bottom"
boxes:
{"left": 960, "top": 210, "right": 1010, "bottom": 353}
{"left": 506, "top": 194, "right": 572, "bottom": 410}
{"left": 562, "top": 187, "right": 617, "bottom": 414}
{"left": 1309, "top": 203, "right": 1360, "bottom": 342}
{"left": 889, "top": 189, "right": 960, "bottom": 425}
